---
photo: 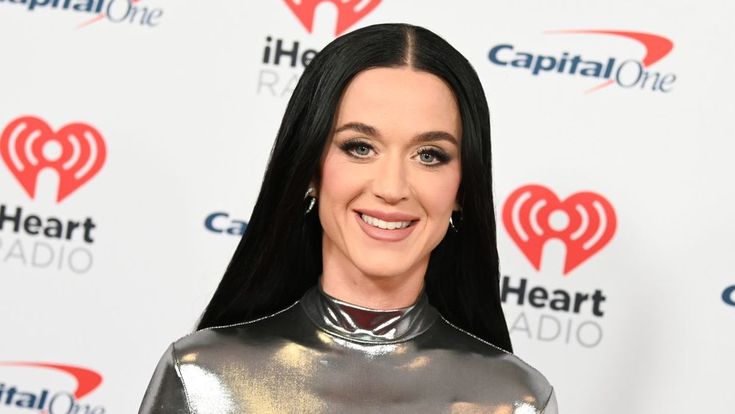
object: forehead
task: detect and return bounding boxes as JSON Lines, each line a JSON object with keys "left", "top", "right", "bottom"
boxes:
{"left": 334, "top": 67, "right": 461, "bottom": 138}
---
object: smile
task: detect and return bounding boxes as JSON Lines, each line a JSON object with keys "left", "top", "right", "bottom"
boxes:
{"left": 353, "top": 210, "right": 419, "bottom": 242}
{"left": 360, "top": 213, "right": 412, "bottom": 230}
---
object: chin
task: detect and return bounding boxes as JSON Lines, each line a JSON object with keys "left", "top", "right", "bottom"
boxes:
{"left": 355, "top": 256, "right": 417, "bottom": 278}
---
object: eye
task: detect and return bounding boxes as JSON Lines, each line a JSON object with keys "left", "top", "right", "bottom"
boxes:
{"left": 416, "top": 147, "right": 451, "bottom": 166}
{"left": 353, "top": 143, "right": 371, "bottom": 156}
{"left": 419, "top": 151, "right": 436, "bottom": 163}
{"left": 339, "top": 139, "right": 375, "bottom": 158}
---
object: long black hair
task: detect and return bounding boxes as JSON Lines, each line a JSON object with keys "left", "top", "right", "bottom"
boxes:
{"left": 196, "top": 23, "right": 513, "bottom": 352}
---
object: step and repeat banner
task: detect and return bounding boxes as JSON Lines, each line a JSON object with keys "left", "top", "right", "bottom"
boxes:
{"left": 1, "top": 1, "right": 733, "bottom": 413}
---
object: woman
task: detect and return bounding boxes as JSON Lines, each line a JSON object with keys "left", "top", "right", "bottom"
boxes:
{"left": 139, "top": 23, "right": 558, "bottom": 413}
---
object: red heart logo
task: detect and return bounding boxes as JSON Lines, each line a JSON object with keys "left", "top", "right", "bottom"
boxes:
{"left": 283, "top": 0, "right": 382, "bottom": 36}
{"left": 502, "top": 184, "right": 616, "bottom": 275}
{"left": 0, "top": 116, "right": 106, "bottom": 203}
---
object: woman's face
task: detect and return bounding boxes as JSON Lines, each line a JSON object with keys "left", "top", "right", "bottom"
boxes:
{"left": 317, "top": 67, "right": 462, "bottom": 281}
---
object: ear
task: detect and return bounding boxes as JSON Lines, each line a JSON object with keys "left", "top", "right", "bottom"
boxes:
{"left": 307, "top": 181, "right": 318, "bottom": 196}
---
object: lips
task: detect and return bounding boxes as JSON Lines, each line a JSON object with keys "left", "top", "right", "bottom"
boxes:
{"left": 354, "top": 209, "right": 419, "bottom": 222}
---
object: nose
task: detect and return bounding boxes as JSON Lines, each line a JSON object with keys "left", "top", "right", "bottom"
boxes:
{"left": 371, "top": 153, "right": 409, "bottom": 204}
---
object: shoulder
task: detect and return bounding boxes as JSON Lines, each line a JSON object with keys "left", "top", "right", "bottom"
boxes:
{"left": 432, "top": 316, "right": 556, "bottom": 411}
{"left": 169, "top": 300, "right": 302, "bottom": 365}
{"left": 143, "top": 301, "right": 306, "bottom": 411}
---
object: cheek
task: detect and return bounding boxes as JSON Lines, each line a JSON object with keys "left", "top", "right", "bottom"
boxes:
{"left": 417, "top": 169, "right": 461, "bottom": 218}
{"left": 319, "top": 150, "right": 364, "bottom": 214}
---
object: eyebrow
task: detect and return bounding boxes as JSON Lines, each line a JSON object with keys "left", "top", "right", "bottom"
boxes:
{"left": 334, "top": 122, "right": 458, "bottom": 147}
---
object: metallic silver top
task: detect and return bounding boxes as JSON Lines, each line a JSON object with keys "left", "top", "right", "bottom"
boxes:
{"left": 303, "top": 283, "right": 438, "bottom": 343}
{"left": 139, "top": 285, "right": 558, "bottom": 413}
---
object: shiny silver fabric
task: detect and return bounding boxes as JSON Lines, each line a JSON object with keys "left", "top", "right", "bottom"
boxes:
{"left": 139, "top": 284, "right": 558, "bottom": 413}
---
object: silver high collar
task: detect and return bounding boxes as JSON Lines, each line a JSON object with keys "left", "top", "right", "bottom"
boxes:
{"left": 300, "top": 283, "right": 439, "bottom": 344}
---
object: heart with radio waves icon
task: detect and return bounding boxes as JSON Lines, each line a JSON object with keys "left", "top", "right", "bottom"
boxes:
{"left": 283, "top": 0, "right": 382, "bottom": 36}
{"left": 502, "top": 184, "right": 616, "bottom": 275}
{"left": 0, "top": 116, "right": 106, "bottom": 203}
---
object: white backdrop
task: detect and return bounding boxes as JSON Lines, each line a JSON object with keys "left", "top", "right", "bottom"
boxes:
{"left": 1, "top": 1, "right": 733, "bottom": 413}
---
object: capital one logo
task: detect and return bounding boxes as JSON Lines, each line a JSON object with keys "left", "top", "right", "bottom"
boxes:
{"left": 502, "top": 184, "right": 617, "bottom": 275}
{"left": 283, "top": 0, "right": 382, "bottom": 36}
{"left": 0, "top": 361, "right": 104, "bottom": 411}
{"left": 1, "top": 116, "right": 106, "bottom": 203}
{"left": 488, "top": 30, "right": 676, "bottom": 93}
{"left": 723, "top": 285, "right": 735, "bottom": 307}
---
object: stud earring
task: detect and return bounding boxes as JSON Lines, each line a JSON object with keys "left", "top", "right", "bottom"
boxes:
{"left": 304, "top": 187, "right": 316, "bottom": 215}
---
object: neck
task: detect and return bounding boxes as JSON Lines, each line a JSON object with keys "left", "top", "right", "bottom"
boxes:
{"left": 320, "top": 248, "right": 428, "bottom": 310}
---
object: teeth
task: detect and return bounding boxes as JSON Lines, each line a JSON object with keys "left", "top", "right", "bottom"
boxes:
{"left": 360, "top": 213, "right": 412, "bottom": 230}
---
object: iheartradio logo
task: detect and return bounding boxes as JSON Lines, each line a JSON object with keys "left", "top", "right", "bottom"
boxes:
{"left": 0, "top": 116, "right": 106, "bottom": 203}
{"left": 502, "top": 184, "right": 616, "bottom": 275}
{"left": 283, "top": 0, "right": 382, "bottom": 36}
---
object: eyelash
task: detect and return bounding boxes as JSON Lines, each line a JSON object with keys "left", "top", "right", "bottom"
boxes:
{"left": 338, "top": 138, "right": 452, "bottom": 167}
